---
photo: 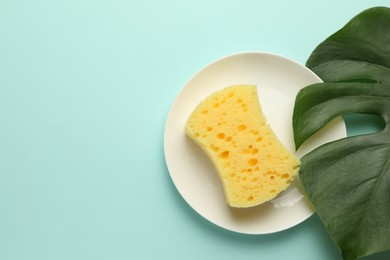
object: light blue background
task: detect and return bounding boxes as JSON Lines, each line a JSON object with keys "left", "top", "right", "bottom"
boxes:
{"left": 1, "top": 1, "right": 389, "bottom": 259}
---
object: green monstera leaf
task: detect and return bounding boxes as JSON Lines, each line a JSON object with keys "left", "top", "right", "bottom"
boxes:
{"left": 293, "top": 7, "right": 390, "bottom": 260}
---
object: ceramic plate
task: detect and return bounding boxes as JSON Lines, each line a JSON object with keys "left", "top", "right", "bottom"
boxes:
{"left": 164, "top": 52, "right": 347, "bottom": 234}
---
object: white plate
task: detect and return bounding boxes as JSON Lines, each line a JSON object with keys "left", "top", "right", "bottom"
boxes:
{"left": 164, "top": 52, "right": 347, "bottom": 234}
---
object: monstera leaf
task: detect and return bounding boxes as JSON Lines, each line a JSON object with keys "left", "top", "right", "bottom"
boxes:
{"left": 293, "top": 7, "right": 390, "bottom": 260}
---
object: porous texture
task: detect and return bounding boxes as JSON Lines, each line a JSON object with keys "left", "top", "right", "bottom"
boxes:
{"left": 185, "top": 85, "right": 300, "bottom": 208}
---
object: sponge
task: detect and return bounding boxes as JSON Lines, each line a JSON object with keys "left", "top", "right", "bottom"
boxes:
{"left": 185, "top": 84, "right": 300, "bottom": 208}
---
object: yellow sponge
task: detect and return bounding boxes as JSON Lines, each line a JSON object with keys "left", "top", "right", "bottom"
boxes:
{"left": 185, "top": 85, "right": 300, "bottom": 208}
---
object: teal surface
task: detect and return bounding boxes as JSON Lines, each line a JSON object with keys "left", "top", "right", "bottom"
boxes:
{"left": 1, "top": 1, "right": 389, "bottom": 259}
